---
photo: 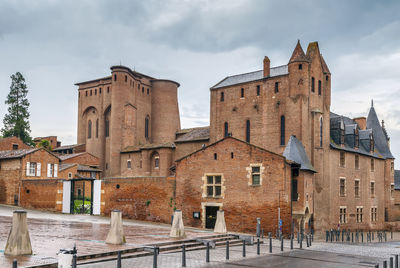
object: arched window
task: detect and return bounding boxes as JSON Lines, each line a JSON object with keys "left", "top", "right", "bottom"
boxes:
{"left": 280, "top": 115, "right": 285, "bottom": 145}
{"left": 88, "top": 120, "right": 92, "bottom": 139}
{"left": 246, "top": 120, "right": 250, "bottom": 143}
{"left": 319, "top": 117, "right": 323, "bottom": 147}
{"left": 224, "top": 122, "right": 229, "bottom": 137}
{"left": 96, "top": 119, "right": 99, "bottom": 138}
{"left": 311, "top": 77, "right": 315, "bottom": 92}
{"left": 145, "top": 115, "right": 150, "bottom": 139}
{"left": 318, "top": 80, "right": 322, "bottom": 96}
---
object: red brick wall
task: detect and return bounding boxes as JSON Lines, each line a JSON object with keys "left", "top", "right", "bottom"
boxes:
{"left": 0, "top": 159, "right": 21, "bottom": 205}
{"left": 102, "top": 177, "right": 176, "bottom": 224}
{"left": 20, "top": 179, "right": 63, "bottom": 211}
{"left": 0, "top": 137, "right": 31, "bottom": 151}
{"left": 175, "top": 137, "right": 292, "bottom": 234}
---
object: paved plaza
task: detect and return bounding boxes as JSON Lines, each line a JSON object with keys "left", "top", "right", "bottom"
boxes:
{"left": 1, "top": 205, "right": 400, "bottom": 267}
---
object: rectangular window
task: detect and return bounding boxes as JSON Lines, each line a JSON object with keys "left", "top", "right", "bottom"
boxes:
{"left": 241, "top": 88, "right": 244, "bottom": 98}
{"left": 371, "top": 159, "right": 374, "bottom": 172}
{"left": 391, "top": 184, "right": 394, "bottom": 199}
{"left": 340, "top": 207, "right": 347, "bottom": 224}
{"left": 105, "top": 119, "right": 110, "bottom": 137}
{"left": 340, "top": 178, "right": 346, "bottom": 197}
{"left": 318, "top": 80, "right": 322, "bottom": 96}
{"left": 355, "top": 155, "right": 359, "bottom": 169}
{"left": 274, "top": 82, "right": 279, "bottom": 93}
{"left": 246, "top": 120, "right": 250, "bottom": 143}
{"left": 206, "top": 175, "right": 222, "bottom": 198}
{"left": 371, "top": 207, "right": 377, "bottom": 222}
{"left": 370, "top": 181, "right": 375, "bottom": 197}
{"left": 256, "top": 85, "right": 260, "bottom": 96}
{"left": 356, "top": 207, "right": 363, "bottom": 223}
{"left": 340, "top": 152, "right": 345, "bottom": 167}
{"left": 251, "top": 166, "right": 260, "bottom": 185}
{"left": 127, "top": 160, "right": 131, "bottom": 169}
{"left": 154, "top": 157, "right": 159, "bottom": 168}
{"left": 311, "top": 77, "right": 315, "bottom": 92}
{"left": 29, "top": 162, "right": 37, "bottom": 176}
{"left": 12, "top": 144, "right": 18, "bottom": 150}
{"left": 220, "top": 92, "right": 224, "bottom": 102}
{"left": 355, "top": 180, "right": 360, "bottom": 198}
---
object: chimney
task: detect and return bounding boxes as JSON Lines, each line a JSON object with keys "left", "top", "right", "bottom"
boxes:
{"left": 263, "top": 56, "right": 270, "bottom": 77}
{"left": 353, "top": 117, "right": 366, "bottom": 130}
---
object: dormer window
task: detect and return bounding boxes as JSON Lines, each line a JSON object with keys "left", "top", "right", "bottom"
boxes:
{"left": 354, "top": 129, "right": 359, "bottom": 148}
{"left": 370, "top": 134, "right": 374, "bottom": 152}
{"left": 340, "top": 128, "right": 345, "bottom": 144}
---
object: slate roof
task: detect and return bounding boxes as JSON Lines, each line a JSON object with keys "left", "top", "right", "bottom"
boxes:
{"left": 175, "top": 127, "right": 210, "bottom": 143}
{"left": 330, "top": 105, "right": 394, "bottom": 160}
{"left": 211, "top": 65, "right": 288, "bottom": 89}
{"left": 367, "top": 106, "right": 394, "bottom": 159}
{"left": 77, "top": 164, "right": 102, "bottom": 172}
{"left": 59, "top": 163, "right": 76, "bottom": 171}
{"left": 283, "top": 136, "right": 316, "bottom": 172}
{"left": 121, "top": 143, "right": 175, "bottom": 153}
{"left": 52, "top": 144, "right": 84, "bottom": 152}
{"left": 0, "top": 148, "right": 39, "bottom": 160}
{"left": 395, "top": 170, "right": 400, "bottom": 190}
{"left": 59, "top": 152, "right": 85, "bottom": 161}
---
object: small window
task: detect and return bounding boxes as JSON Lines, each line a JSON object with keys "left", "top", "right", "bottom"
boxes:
{"left": 125, "top": 75, "right": 127, "bottom": 82}
{"left": 246, "top": 120, "right": 250, "bottom": 143}
{"left": 340, "top": 152, "right": 345, "bottom": 167}
{"left": 251, "top": 166, "right": 261, "bottom": 185}
{"left": 206, "top": 175, "right": 222, "bottom": 198}
{"left": 85, "top": 91, "right": 88, "bottom": 96}
{"left": 241, "top": 88, "right": 244, "bottom": 98}
{"left": 116, "top": 184, "right": 120, "bottom": 189}
{"left": 371, "top": 207, "right": 377, "bottom": 222}
{"left": 340, "top": 207, "right": 347, "bottom": 224}
{"left": 370, "top": 181, "right": 375, "bottom": 197}
{"left": 280, "top": 115, "right": 285, "bottom": 145}
{"left": 355, "top": 155, "right": 359, "bottom": 169}
{"left": 138, "top": 84, "right": 140, "bottom": 89}
{"left": 311, "top": 77, "right": 315, "bottom": 92}
{"left": 256, "top": 85, "right": 260, "bottom": 96}
{"left": 106, "top": 163, "right": 108, "bottom": 170}
{"left": 318, "top": 80, "right": 321, "bottom": 96}
{"left": 298, "top": 64, "right": 302, "bottom": 70}
{"left": 274, "top": 82, "right": 279, "bottom": 93}
{"left": 224, "top": 122, "right": 229, "bottom": 137}
{"left": 145, "top": 116, "right": 150, "bottom": 139}
{"left": 326, "top": 75, "right": 329, "bottom": 81}
{"left": 371, "top": 159, "right": 374, "bottom": 172}
{"left": 90, "top": 90, "right": 92, "bottom": 96}
{"left": 95, "top": 89, "right": 97, "bottom": 95}
{"left": 114, "top": 74, "right": 117, "bottom": 81}
{"left": 340, "top": 178, "right": 346, "bottom": 197}
{"left": 68, "top": 172, "right": 72, "bottom": 179}
{"left": 107, "top": 87, "right": 110, "bottom": 93}
{"left": 231, "top": 152, "right": 234, "bottom": 159}
{"left": 355, "top": 180, "right": 360, "bottom": 198}
{"left": 154, "top": 157, "right": 159, "bottom": 168}
{"left": 147, "top": 88, "right": 149, "bottom": 95}
{"left": 127, "top": 160, "right": 131, "bottom": 169}
{"left": 105, "top": 119, "right": 110, "bottom": 137}
{"left": 214, "top": 153, "right": 217, "bottom": 160}
{"left": 356, "top": 207, "right": 363, "bottom": 223}
{"left": 220, "top": 92, "right": 224, "bottom": 102}
{"left": 391, "top": 184, "right": 395, "bottom": 199}
{"left": 88, "top": 120, "right": 92, "bottom": 139}
{"left": 142, "top": 87, "right": 144, "bottom": 93}
{"left": 99, "top": 88, "right": 102, "bottom": 94}
{"left": 12, "top": 144, "right": 18, "bottom": 150}
{"left": 319, "top": 117, "right": 323, "bottom": 147}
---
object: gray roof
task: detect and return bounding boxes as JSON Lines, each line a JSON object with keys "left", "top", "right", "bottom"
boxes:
{"left": 395, "top": 170, "right": 400, "bottom": 190}
{"left": 175, "top": 127, "right": 210, "bottom": 143}
{"left": 0, "top": 148, "right": 39, "bottom": 160}
{"left": 59, "top": 163, "right": 76, "bottom": 171}
{"left": 211, "top": 65, "right": 288, "bottom": 89}
{"left": 59, "top": 152, "right": 85, "bottom": 161}
{"left": 52, "top": 144, "right": 84, "bottom": 151}
{"left": 345, "top": 124, "right": 357, "bottom": 135}
{"left": 77, "top": 164, "right": 102, "bottom": 172}
{"left": 367, "top": 106, "right": 394, "bottom": 159}
{"left": 283, "top": 136, "right": 316, "bottom": 172}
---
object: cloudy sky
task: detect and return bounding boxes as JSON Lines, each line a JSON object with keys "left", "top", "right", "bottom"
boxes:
{"left": 1, "top": 0, "right": 400, "bottom": 163}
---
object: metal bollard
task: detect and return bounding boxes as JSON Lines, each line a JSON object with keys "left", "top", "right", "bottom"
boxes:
{"left": 206, "top": 242, "right": 210, "bottom": 263}
{"left": 390, "top": 257, "right": 393, "bottom": 268}
{"left": 373, "top": 232, "right": 374, "bottom": 241}
{"left": 362, "top": 232, "right": 364, "bottom": 243}
{"left": 256, "top": 218, "right": 261, "bottom": 237}
{"left": 300, "top": 236, "right": 303, "bottom": 249}
{"left": 226, "top": 240, "right": 229, "bottom": 260}
{"left": 391, "top": 231, "right": 393, "bottom": 240}
{"left": 242, "top": 240, "right": 246, "bottom": 257}
{"left": 72, "top": 254, "right": 77, "bottom": 268}
{"left": 309, "top": 234, "right": 312, "bottom": 246}
{"left": 257, "top": 238, "right": 260, "bottom": 255}
{"left": 291, "top": 234, "right": 293, "bottom": 249}
{"left": 117, "top": 251, "right": 122, "bottom": 268}
{"left": 384, "top": 260, "right": 387, "bottom": 268}
{"left": 326, "top": 230, "right": 328, "bottom": 242}
{"left": 385, "top": 232, "right": 387, "bottom": 242}
{"left": 281, "top": 237, "right": 283, "bottom": 251}
{"left": 306, "top": 235, "right": 309, "bottom": 247}
{"left": 182, "top": 244, "right": 186, "bottom": 267}
{"left": 262, "top": 229, "right": 264, "bottom": 239}
{"left": 396, "top": 255, "right": 399, "bottom": 268}
{"left": 269, "top": 234, "right": 272, "bottom": 253}
{"left": 12, "top": 259, "right": 17, "bottom": 268}
{"left": 153, "top": 247, "right": 158, "bottom": 268}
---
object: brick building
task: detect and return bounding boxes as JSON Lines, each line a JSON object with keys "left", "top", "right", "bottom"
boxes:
{"left": 0, "top": 136, "right": 31, "bottom": 151}
{"left": 74, "top": 40, "right": 396, "bottom": 233}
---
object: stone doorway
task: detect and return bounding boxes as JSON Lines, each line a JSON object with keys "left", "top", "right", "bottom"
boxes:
{"left": 205, "top": 206, "right": 219, "bottom": 229}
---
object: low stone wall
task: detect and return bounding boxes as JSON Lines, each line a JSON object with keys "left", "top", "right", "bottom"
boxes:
{"left": 20, "top": 179, "right": 63, "bottom": 211}
{"left": 101, "top": 177, "right": 176, "bottom": 224}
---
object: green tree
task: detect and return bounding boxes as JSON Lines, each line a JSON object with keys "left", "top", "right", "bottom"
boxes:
{"left": 38, "top": 139, "right": 52, "bottom": 151}
{"left": 1, "top": 72, "right": 33, "bottom": 145}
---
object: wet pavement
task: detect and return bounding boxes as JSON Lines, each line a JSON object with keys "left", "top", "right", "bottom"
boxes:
{"left": 0, "top": 205, "right": 213, "bottom": 267}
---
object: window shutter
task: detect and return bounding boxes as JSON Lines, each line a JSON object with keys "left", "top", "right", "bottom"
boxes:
{"left": 47, "top": 163, "right": 52, "bottom": 177}
{"left": 36, "top": 163, "right": 41, "bottom": 177}
{"left": 54, "top": 164, "right": 58, "bottom": 178}
{"left": 26, "top": 162, "right": 30, "bottom": 176}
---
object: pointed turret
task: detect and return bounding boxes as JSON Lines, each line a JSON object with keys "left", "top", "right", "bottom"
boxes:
{"left": 289, "top": 40, "right": 310, "bottom": 63}
{"left": 366, "top": 102, "right": 394, "bottom": 158}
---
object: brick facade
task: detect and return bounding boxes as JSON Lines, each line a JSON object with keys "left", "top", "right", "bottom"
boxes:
{"left": 0, "top": 137, "right": 31, "bottom": 151}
